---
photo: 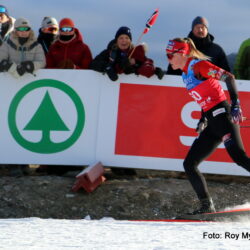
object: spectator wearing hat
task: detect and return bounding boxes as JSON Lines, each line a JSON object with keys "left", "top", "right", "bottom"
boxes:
{"left": 0, "top": 17, "right": 45, "bottom": 78}
{"left": 90, "top": 26, "right": 164, "bottom": 81}
{"left": 46, "top": 17, "right": 92, "bottom": 69}
{"left": 0, "top": 18, "right": 45, "bottom": 176}
{"left": 167, "top": 16, "right": 230, "bottom": 75}
{"left": 0, "top": 5, "right": 15, "bottom": 45}
{"left": 234, "top": 38, "right": 250, "bottom": 80}
{"left": 37, "top": 16, "right": 59, "bottom": 54}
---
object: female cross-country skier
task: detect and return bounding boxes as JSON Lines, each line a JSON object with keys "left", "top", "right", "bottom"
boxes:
{"left": 166, "top": 37, "right": 250, "bottom": 215}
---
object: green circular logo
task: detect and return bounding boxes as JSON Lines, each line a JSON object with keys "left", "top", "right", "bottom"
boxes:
{"left": 8, "top": 79, "right": 85, "bottom": 153}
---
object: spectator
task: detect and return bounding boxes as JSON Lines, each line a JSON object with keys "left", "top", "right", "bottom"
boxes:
{"left": 0, "top": 5, "right": 15, "bottom": 176}
{"left": 234, "top": 38, "right": 250, "bottom": 80}
{"left": 46, "top": 17, "right": 92, "bottom": 69}
{"left": 37, "top": 16, "right": 59, "bottom": 54}
{"left": 91, "top": 26, "right": 164, "bottom": 81}
{"left": 0, "top": 5, "right": 15, "bottom": 45}
{"left": 91, "top": 26, "right": 164, "bottom": 176}
{"left": 0, "top": 17, "right": 45, "bottom": 176}
{"left": 167, "top": 16, "right": 230, "bottom": 75}
{"left": 37, "top": 17, "right": 92, "bottom": 176}
{"left": 0, "top": 17, "right": 46, "bottom": 78}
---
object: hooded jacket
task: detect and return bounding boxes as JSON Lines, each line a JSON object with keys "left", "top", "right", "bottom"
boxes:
{"left": 37, "top": 28, "right": 58, "bottom": 54}
{"left": 0, "top": 29, "right": 46, "bottom": 77}
{"left": 0, "top": 16, "right": 15, "bottom": 45}
{"left": 46, "top": 28, "right": 92, "bottom": 69}
{"left": 167, "top": 32, "right": 230, "bottom": 75}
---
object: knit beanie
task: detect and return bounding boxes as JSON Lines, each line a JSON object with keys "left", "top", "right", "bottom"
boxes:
{"left": 191, "top": 16, "right": 209, "bottom": 30}
{"left": 14, "top": 17, "right": 31, "bottom": 28}
{"left": 0, "top": 5, "right": 9, "bottom": 17}
{"left": 41, "top": 17, "right": 58, "bottom": 28}
{"left": 59, "top": 18, "right": 75, "bottom": 28}
{"left": 115, "top": 26, "right": 132, "bottom": 41}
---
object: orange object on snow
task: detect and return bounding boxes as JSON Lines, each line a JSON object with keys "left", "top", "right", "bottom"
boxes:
{"left": 72, "top": 162, "right": 106, "bottom": 193}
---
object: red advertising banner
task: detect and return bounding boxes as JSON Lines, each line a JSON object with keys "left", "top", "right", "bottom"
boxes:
{"left": 115, "top": 83, "right": 250, "bottom": 163}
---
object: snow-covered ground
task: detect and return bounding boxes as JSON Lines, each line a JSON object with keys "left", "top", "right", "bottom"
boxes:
{"left": 1, "top": 216, "right": 250, "bottom": 250}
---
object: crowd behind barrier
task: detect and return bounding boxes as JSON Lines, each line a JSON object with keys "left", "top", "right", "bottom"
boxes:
{"left": 0, "top": 4, "right": 249, "bottom": 178}
{"left": 0, "top": 5, "right": 165, "bottom": 176}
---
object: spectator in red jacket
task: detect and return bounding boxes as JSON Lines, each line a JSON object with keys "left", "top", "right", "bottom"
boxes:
{"left": 46, "top": 18, "right": 92, "bottom": 69}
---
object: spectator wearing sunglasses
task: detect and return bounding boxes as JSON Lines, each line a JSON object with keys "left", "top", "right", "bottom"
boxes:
{"left": 167, "top": 16, "right": 230, "bottom": 75}
{"left": 0, "top": 17, "right": 45, "bottom": 78}
{"left": 37, "top": 16, "right": 59, "bottom": 54}
{"left": 0, "top": 5, "right": 15, "bottom": 46}
{"left": 0, "top": 17, "right": 45, "bottom": 176}
{"left": 46, "top": 17, "right": 92, "bottom": 69}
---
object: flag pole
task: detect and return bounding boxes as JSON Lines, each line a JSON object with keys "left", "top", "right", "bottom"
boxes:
{"left": 129, "top": 32, "right": 144, "bottom": 59}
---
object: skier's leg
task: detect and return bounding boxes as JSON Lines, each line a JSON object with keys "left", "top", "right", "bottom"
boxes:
{"left": 208, "top": 110, "right": 250, "bottom": 173}
{"left": 223, "top": 123, "right": 250, "bottom": 172}
{"left": 183, "top": 127, "right": 221, "bottom": 201}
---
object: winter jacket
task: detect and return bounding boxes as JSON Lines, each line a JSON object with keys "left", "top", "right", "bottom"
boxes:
{"left": 0, "top": 29, "right": 46, "bottom": 78}
{"left": 0, "top": 16, "right": 15, "bottom": 45}
{"left": 46, "top": 28, "right": 92, "bottom": 69}
{"left": 37, "top": 28, "right": 58, "bottom": 54}
{"left": 90, "top": 39, "right": 155, "bottom": 77}
{"left": 234, "top": 38, "right": 250, "bottom": 80}
{"left": 167, "top": 32, "right": 230, "bottom": 75}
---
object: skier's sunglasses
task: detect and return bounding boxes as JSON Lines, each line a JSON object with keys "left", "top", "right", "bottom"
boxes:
{"left": 16, "top": 27, "right": 31, "bottom": 32}
{"left": 166, "top": 48, "right": 184, "bottom": 60}
{"left": 60, "top": 27, "right": 74, "bottom": 32}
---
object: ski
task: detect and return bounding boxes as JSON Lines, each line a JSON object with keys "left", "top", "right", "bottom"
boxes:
{"left": 133, "top": 208, "right": 250, "bottom": 222}
{"left": 175, "top": 207, "right": 250, "bottom": 222}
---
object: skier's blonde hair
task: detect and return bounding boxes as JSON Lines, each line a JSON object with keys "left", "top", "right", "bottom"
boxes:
{"left": 172, "top": 37, "right": 210, "bottom": 60}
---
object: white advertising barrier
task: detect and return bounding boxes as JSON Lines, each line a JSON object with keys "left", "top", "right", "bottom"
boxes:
{"left": 0, "top": 70, "right": 101, "bottom": 165}
{"left": 1, "top": 70, "right": 250, "bottom": 176}
{"left": 97, "top": 74, "right": 250, "bottom": 176}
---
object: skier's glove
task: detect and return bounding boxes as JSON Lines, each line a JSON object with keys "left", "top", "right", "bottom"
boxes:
{"left": 231, "top": 99, "right": 243, "bottom": 124}
{"left": 196, "top": 116, "right": 208, "bottom": 133}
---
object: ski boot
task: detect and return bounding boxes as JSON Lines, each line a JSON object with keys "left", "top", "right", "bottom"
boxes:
{"left": 189, "top": 198, "right": 216, "bottom": 215}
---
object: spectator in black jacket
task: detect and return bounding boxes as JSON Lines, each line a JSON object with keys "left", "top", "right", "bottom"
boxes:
{"left": 167, "top": 16, "right": 230, "bottom": 75}
{"left": 90, "top": 26, "right": 164, "bottom": 81}
{"left": 37, "top": 17, "right": 58, "bottom": 54}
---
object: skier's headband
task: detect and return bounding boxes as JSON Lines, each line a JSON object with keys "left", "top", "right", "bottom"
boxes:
{"left": 166, "top": 40, "right": 190, "bottom": 55}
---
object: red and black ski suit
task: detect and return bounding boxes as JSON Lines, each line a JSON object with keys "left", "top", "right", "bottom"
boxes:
{"left": 182, "top": 58, "right": 250, "bottom": 201}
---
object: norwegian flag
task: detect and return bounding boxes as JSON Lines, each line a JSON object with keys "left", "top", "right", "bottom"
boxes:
{"left": 143, "top": 8, "right": 159, "bottom": 34}
{"left": 129, "top": 8, "right": 159, "bottom": 58}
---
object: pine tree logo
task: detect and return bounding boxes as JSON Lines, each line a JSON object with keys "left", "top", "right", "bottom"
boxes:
{"left": 24, "top": 91, "right": 70, "bottom": 144}
{"left": 8, "top": 79, "right": 85, "bottom": 153}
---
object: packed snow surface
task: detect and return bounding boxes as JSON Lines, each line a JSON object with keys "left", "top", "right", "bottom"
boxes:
{"left": 1, "top": 215, "right": 250, "bottom": 249}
